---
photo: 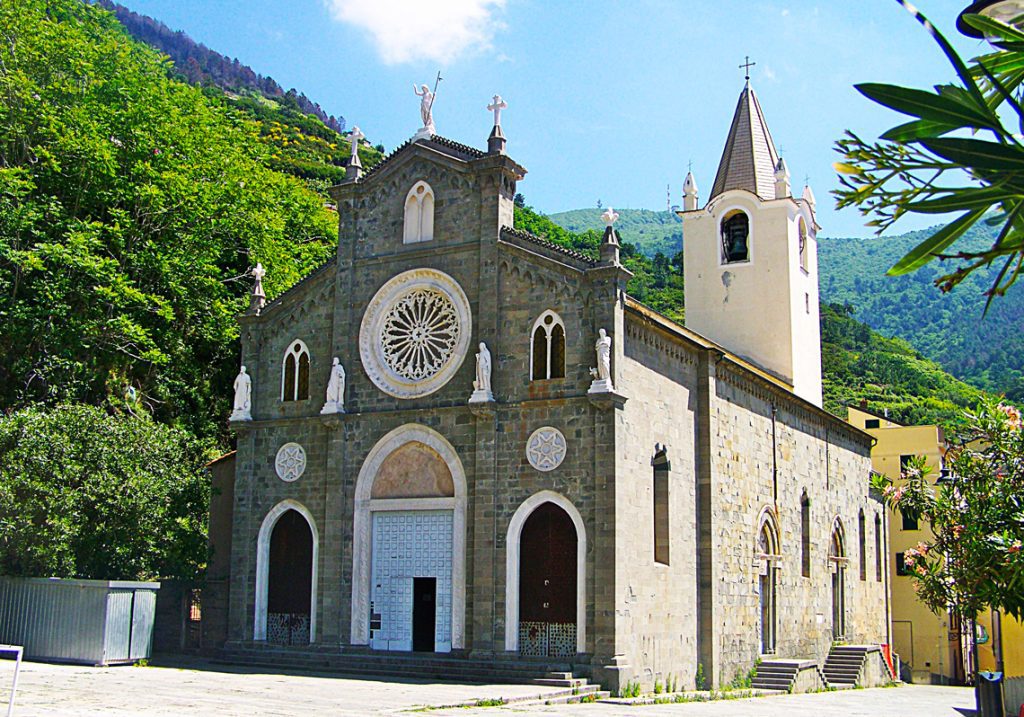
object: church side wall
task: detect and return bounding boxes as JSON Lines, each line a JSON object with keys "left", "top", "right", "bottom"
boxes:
{"left": 609, "top": 317, "right": 700, "bottom": 691}
{"left": 709, "top": 366, "right": 887, "bottom": 686}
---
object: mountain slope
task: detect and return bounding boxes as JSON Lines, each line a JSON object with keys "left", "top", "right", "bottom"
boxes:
{"left": 549, "top": 207, "right": 682, "bottom": 258}
{"left": 818, "top": 222, "right": 1024, "bottom": 401}
{"left": 0, "top": 0, "right": 340, "bottom": 443}
{"left": 97, "top": 0, "right": 383, "bottom": 196}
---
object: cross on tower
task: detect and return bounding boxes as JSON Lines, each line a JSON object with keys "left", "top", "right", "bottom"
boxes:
{"left": 739, "top": 55, "right": 756, "bottom": 81}
{"left": 487, "top": 94, "right": 508, "bottom": 128}
{"left": 688, "top": 159, "right": 694, "bottom": 174}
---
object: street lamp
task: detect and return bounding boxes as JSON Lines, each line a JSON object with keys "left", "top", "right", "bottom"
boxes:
{"left": 958, "top": 1, "right": 1024, "bottom": 37}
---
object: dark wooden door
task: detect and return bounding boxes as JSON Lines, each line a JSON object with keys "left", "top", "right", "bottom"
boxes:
{"left": 412, "top": 577, "right": 437, "bottom": 652}
{"left": 519, "top": 502, "right": 577, "bottom": 656}
{"left": 268, "top": 510, "right": 313, "bottom": 645}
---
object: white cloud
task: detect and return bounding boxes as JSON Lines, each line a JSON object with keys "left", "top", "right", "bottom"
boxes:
{"left": 763, "top": 65, "right": 777, "bottom": 81}
{"left": 324, "top": 0, "right": 507, "bottom": 65}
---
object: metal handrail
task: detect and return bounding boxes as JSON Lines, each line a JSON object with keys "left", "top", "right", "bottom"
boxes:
{"left": 0, "top": 645, "right": 23, "bottom": 717}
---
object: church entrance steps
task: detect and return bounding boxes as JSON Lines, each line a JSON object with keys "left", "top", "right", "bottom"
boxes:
{"left": 823, "top": 645, "right": 875, "bottom": 688}
{"left": 215, "top": 644, "right": 593, "bottom": 687}
{"left": 751, "top": 659, "right": 827, "bottom": 693}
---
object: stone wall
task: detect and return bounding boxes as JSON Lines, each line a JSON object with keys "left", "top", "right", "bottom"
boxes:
{"left": 601, "top": 315, "right": 700, "bottom": 691}
{"left": 709, "top": 364, "right": 888, "bottom": 686}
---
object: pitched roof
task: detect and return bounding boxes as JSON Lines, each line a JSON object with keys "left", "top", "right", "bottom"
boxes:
{"left": 359, "top": 134, "right": 485, "bottom": 183}
{"left": 710, "top": 83, "right": 781, "bottom": 201}
{"left": 500, "top": 226, "right": 598, "bottom": 267}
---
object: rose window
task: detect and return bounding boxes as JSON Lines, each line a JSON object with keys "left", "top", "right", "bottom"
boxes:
{"left": 380, "top": 289, "right": 460, "bottom": 381}
{"left": 359, "top": 269, "right": 472, "bottom": 399}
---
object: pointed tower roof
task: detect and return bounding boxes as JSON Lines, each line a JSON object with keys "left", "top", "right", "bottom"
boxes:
{"left": 710, "top": 82, "right": 781, "bottom": 201}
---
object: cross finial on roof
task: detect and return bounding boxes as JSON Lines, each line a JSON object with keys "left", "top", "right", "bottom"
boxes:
{"left": 740, "top": 55, "right": 756, "bottom": 83}
{"left": 487, "top": 94, "right": 508, "bottom": 128}
{"left": 688, "top": 159, "right": 693, "bottom": 173}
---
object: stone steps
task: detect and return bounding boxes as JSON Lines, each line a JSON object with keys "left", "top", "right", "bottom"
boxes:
{"left": 822, "top": 645, "right": 873, "bottom": 687}
{"left": 215, "top": 646, "right": 587, "bottom": 687}
{"left": 750, "top": 659, "right": 800, "bottom": 692}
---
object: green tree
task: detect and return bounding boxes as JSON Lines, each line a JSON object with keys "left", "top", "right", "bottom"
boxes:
{"left": 0, "top": 0, "right": 337, "bottom": 442}
{"left": 875, "top": 401, "right": 1024, "bottom": 620}
{"left": 834, "top": 1, "right": 1024, "bottom": 306}
{"left": 0, "top": 404, "right": 210, "bottom": 580}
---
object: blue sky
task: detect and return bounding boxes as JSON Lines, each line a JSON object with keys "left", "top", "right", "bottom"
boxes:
{"left": 118, "top": 0, "right": 987, "bottom": 238}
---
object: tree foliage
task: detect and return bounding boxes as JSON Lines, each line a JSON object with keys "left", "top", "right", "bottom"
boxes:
{"left": 835, "top": 3, "right": 1024, "bottom": 305}
{"left": 0, "top": 0, "right": 338, "bottom": 442}
{"left": 874, "top": 402, "right": 1024, "bottom": 620}
{"left": 0, "top": 404, "right": 210, "bottom": 580}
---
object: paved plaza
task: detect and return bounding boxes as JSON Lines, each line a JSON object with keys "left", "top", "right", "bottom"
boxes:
{"left": 0, "top": 658, "right": 978, "bottom": 716}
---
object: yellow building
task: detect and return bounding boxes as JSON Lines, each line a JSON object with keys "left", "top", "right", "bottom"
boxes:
{"left": 847, "top": 405, "right": 966, "bottom": 685}
{"left": 976, "top": 581, "right": 1024, "bottom": 714}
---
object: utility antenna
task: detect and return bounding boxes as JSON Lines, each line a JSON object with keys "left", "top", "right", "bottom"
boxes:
{"left": 666, "top": 184, "right": 671, "bottom": 211}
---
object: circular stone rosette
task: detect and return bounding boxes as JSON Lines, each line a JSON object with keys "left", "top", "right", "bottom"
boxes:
{"left": 526, "top": 426, "right": 567, "bottom": 472}
{"left": 359, "top": 268, "right": 472, "bottom": 399}
{"left": 275, "top": 442, "right": 306, "bottom": 482}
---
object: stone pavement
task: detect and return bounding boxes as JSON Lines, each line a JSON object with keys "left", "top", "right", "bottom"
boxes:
{"left": 0, "top": 658, "right": 977, "bottom": 717}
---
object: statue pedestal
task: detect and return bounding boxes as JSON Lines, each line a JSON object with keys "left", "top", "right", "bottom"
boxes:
{"left": 320, "top": 401, "right": 345, "bottom": 416}
{"left": 468, "top": 389, "right": 494, "bottom": 404}
{"left": 229, "top": 411, "right": 252, "bottom": 423}
{"left": 413, "top": 126, "right": 434, "bottom": 142}
{"left": 320, "top": 413, "right": 344, "bottom": 430}
{"left": 469, "top": 390, "right": 495, "bottom": 418}
{"left": 588, "top": 378, "right": 615, "bottom": 394}
{"left": 587, "top": 387, "right": 627, "bottom": 411}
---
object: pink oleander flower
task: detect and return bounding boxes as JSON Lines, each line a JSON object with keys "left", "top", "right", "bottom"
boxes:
{"left": 998, "top": 404, "right": 1022, "bottom": 430}
{"left": 952, "top": 525, "right": 965, "bottom": 538}
{"left": 905, "top": 553, "right": 916, "bottom": 566}
{"left": 1009, "top": 541, "right": 1022, "bottom": 554}
{"left": 914, "top": 565, "right": 927, "bottom": 576}
{"left": 915, "top": 542, "right": 929, "bottom": 556}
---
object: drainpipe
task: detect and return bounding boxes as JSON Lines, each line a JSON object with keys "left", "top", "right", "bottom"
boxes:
{"left": 771, "top": 405, "right": 778, "bottom": 503}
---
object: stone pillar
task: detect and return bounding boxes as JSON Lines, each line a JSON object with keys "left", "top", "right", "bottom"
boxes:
{"left": 695, "top": 349, "right": 719, "bottom": 685}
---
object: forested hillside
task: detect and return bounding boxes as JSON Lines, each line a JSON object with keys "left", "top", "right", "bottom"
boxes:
{"left": 0, "top": 0, "right": 341, "bottom": 444}
{"left": 523, "top": 203, "right": 987, "bottom": 429}
{"left": 96, "top": 1, "right": 383, "bottom": 195}
{"left": 818, "top": 222, "right": 1024, "bottom": 401}
{"left": 549, "top": 207, "right": 682, "bottom": 258}
{"left": 550, "top": 207, "right": 1023, "bottom": 403}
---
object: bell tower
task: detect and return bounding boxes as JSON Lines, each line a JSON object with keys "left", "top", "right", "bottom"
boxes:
{"left": 679, "top": 80, "right": 822, "bottom": 406}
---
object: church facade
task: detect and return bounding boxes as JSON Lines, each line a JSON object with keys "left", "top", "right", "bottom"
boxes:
{"left": 223, "top": 84, "right": 890, "bottom": 691}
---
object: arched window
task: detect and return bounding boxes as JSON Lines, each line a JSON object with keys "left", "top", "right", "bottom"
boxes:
{"left": 530, "top": 311, "right": 566, "bottom": 380}
{"left": 874, "top": 513, "right": 883, "bottom": 582}
{"left": 800, "top": 491, "right": 811, "bottom": 578}
{"left": 653, "top": 446, "right": 670, "bottom": 565}
{"left": 403, "top": 181, "right": 435, "bottom": 244}
{"left": 798, "top": 217, "right": 809, "bottom": 272}
{"left": 829, "top": 520, "right": 846, "bottom": 640}
{"left": 282, "top": 340, "right": 310, "bottom": 402}
{"left": 858, "top": 509, "right": 867, "bottom": 581}
{"left": 721, "top": 209, "right": 750, "bottom": 263}
{"left": 756, "top": 513, "right": 780, "bottom": 655}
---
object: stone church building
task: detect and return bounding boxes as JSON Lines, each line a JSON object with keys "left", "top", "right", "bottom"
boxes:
{"left": 223, "top": 82, "right": 890, "bottom": 691}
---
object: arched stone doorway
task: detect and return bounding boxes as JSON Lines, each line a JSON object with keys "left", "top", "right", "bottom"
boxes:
{"left": 351, "top": 424, "right": 467, "bottom": 652}
{"left": 505, "top": 491, "right": 587, "bottom": 657}
{"left": 519, "top": 503, "right": 576, "bottom": 657}
{"left": 268, "top": 510, "right": 313, "bottom": 645}
{"left": 253, "top": 499, "right": 319, "bottom": 643}
{"left": 756, "top": 512, "right": 780, "bottom": 655}
{"left": 829, "top": 520, "right": 847, "bottom": 640}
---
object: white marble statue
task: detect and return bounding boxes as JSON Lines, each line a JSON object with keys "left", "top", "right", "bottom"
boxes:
{"left": 413, "top": 84, "right": 436, "bottom": 136}
{"left": 469, "top": 341, "right": 494, "bottom": 403}
{"left": 588, "top": 328, "right": 615, "bottom": 393}
{"left": 601, "top": 207, "right": 619, "bottom": 226}
{"left": 321, "top": 357, "right": 346, "bottom": 414}
{"left": 348, "top": 126, "right": 364, "bottom": 163}
{"left": 231, "top": 365, "right": 252, "bottom": 421}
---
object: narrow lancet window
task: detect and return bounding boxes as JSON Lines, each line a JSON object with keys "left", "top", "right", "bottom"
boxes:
{"left": 403, "top": 181, "right": 435, "bottom": 243}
